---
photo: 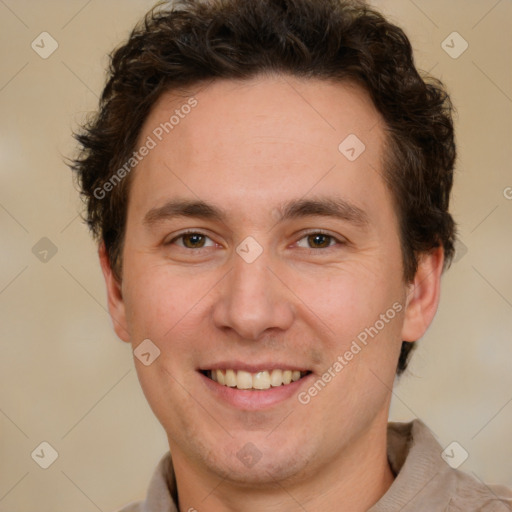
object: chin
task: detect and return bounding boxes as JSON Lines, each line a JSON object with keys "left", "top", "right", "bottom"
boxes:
{"left": 202, "top": 441, "right": 313, "bottom": 487}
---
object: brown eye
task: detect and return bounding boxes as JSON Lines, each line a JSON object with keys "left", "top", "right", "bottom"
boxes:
{"left": 295, "top": 231, "right": 344, "bottom": 251}
{"left": 181, "top": 233, "right": 207, "bottom": 248}
{"left": 297, "top": 231, "right": 340, "bottom": 250}
{"left": 306, "top": 233, "right": 333, "bottom": 249}
{"left": 169, "top": 232, "right": 215, "bottom": 249}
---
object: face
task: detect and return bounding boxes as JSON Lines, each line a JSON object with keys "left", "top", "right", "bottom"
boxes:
{"left": 102, "top": 75, "right": 441, "bottom": 488}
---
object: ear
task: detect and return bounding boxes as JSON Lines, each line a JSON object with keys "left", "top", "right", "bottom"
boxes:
{"left": 99, "top": 243, "right": 130, "bottom": 343}
{"left": 401, "top": 246, "right": 444, "bottom": 342}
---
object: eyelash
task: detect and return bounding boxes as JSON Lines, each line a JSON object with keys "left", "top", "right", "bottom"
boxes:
{"left": 166, "top": 229, "right": 346, "bottom": 253}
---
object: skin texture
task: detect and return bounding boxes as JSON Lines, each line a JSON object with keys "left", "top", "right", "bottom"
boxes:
{"left": 100, "top": 75, "right": 444, "bottom": 511}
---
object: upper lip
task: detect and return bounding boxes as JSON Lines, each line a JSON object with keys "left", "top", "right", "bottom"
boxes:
{"left": 199, "top": 361, "right": 310, "bottom": 373}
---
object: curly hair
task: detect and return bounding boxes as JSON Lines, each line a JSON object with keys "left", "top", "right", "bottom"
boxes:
{"left": 70, "top": 0, "right": 457, "bottom": 375}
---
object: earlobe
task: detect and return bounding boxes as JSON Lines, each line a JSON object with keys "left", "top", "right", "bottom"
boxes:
{"left": 401, "top": 246, "right": 444, "bottom": 342}
{"left": 99, "top": 243, "right": 131, "bottom": 343}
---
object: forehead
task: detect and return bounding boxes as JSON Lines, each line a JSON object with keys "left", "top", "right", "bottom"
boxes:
{"left": 129, "top": 75, "right": 391, "bottom": 225}
{"left": 144, "top": 75, "right": 383, "bottom": 155}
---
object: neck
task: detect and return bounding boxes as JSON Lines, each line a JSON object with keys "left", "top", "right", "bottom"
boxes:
{"left": 171, "top": 413, "right": 394, "bottom": 512}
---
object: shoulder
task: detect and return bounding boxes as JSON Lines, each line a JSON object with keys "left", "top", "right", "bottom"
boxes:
{"left": 378, "top": 419, "right": 512, "bottom": 512}
{"left": 447, "top": 471, "right": 512, "bottom": 511}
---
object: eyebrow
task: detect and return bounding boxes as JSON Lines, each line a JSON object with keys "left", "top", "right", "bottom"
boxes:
{"left": 143, "top": 197, "right": 369, "bottom": 228}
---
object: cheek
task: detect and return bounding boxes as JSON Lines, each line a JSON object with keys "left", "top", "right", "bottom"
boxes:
{"left": 290, "top": 263, "right": 400, "bottom": 343}
{"left": 122, "top": 261, "right": 202, "bottom": 341}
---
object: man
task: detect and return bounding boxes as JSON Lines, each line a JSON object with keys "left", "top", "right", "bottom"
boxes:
{"left": 71, "top": 0, "right": 512, "bottom": 510}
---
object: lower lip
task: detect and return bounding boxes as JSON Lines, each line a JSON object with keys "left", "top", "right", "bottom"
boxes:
{"left": 199, "top": 372, "right": 313, "bottom": 410}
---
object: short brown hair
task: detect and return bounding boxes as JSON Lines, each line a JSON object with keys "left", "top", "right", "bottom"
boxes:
{"left": 70, "top": 0, "right": 457, "bottom": 374}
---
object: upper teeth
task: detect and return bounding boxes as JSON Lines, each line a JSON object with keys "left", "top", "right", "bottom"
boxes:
{"left": 209, "top": 369, "right": 305, "bottom": 390}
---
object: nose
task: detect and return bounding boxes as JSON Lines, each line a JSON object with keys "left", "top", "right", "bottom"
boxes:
{"left": 212, "top": 250, "right": 295, "bottom": 341}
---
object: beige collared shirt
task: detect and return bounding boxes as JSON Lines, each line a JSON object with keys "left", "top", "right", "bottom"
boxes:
{"left": 116, "top": 419, "right": 512, "bottom": 511}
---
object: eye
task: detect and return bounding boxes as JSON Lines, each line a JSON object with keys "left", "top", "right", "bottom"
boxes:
{"left": 166, "top": 230, "right": 343, "bottom": 252}
{"left": 169, "top": 232, "right": 216, "bottom": 249}
{"left": 296, "top": 232, "right": 341, "bottom": 250}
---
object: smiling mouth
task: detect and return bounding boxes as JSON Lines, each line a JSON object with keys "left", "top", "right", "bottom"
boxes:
{"left": 201, "top": 369, "right": 311, "bottom": 391}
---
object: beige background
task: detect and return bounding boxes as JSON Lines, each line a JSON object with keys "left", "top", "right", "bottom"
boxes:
{"left": 0, "top": 0, "right": 511, "bottom": 510}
